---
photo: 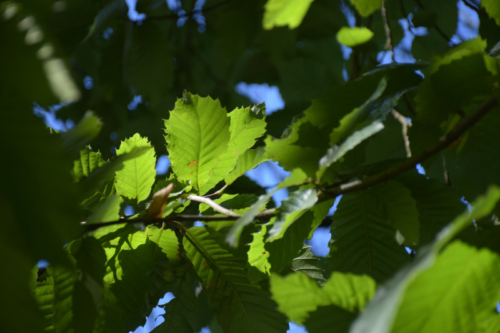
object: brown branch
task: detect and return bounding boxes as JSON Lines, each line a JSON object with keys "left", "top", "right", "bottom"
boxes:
{"left": 83, "top": 209, "right": 277, "bottom": 232}
{"left": 325, "top": 96, "right": 498, "bottom": 196}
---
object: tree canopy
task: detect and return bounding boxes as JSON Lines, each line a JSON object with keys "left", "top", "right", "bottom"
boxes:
{"left": 2, "top": 0, "right": 500, "bottom": 332}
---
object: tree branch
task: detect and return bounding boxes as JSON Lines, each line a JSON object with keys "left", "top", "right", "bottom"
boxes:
{"left": 82, "top": 96, "right": 497, "bottom": 233}
{"left": 381, "top": 1, "right": 395, "bottom": 62}
{"left": 83, "top": 208, "right": 277, "bottom": 232}
{"left": 325, "top": 96, "right": 498, "bottom": 196}
{"left": 187, "top": 194, "right": 240, "bottom": 217}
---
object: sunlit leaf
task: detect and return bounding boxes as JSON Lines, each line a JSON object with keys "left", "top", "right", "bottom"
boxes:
{"left": 336, "top": 27, "right": 374, "bottom": 47}
{"left": 263, "top": 0, "right": 314, "bottom": 29}
{"left": 350, "top": 0, "right": 383, "bottom": 17}
{"left": 270, "top": 272, "right": 375, "bottom": 324}
{"left": 225, "top": 147, "right": 270, "bottom": 185}
{"left": 183, "top": 227, "right": 288, "bottom": 333}
{"left": 248, "top": 224, "right": 272, "bottom": 275}
{"left": 165, "top": 93, "right": 231, "bottom": 195}
{"left": 203, "top": 104, "right": 267, "bottom": 192}
{"left": 115, "top": 133, "right": 156, "bottom": 204}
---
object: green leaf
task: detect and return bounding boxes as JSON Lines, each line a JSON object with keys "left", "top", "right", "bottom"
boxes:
{"left": 350, "top": 186, "right": 500, "bottom": 333}
{"left": 303, "top": 305, "right": 357, "bottom": 333}
{"left": 396, "top": 171, "right": 465, "bottom": 245}
{"left": 267, "top": 188, "right": 318, "bottom": 241}
{"left": 350, "top": 0, "right": 383, "bottom": 17}
{"left": 152, "top": 266, "right": 204, "bottom": 333}
{"left": 287, "top": 245, "right": 328, "bottom": 285}
{"left": 263, "top": 0, "right": 314, "bottom": 30}
{"left": 248, "top": 224, "right": 272, "bottom": 275}
{"left": 183, "top": 227, "right": 288, "bottom": 333}
{"left": 73, "top": 146, "right": 107, "bottom": 182}
{"left": 83, "top": 0, "right": 127, "bottom": 41}
{"left": 226, "top": 168, "right": 309, "bottom": 246}
{"left": 202, "top": 104, "right": 267, "bottom": 192}
{"left": 270, "top": 272, "right": 375, "bottom": 324}
{"left": 483, "top": 0, "right": 500, "bottom": 25}
{"left": 336, "top": 27, "right": 374, "bottom": 47}
{"left": 330, "top": 78, "right": 387, "bottom": 146}
{"left": 318, "top": 121, "right": 384, "bottom": 179}
{"left": 87, "top": 194, "right": 122, "bottom": 224}
{"left": 126, "top": 21, "right": 174, "bottom": 110}
{"left": 266, "top": 210, "right": 317, "bottom": 273}
{"left": 264, "top": 117, "right": 328, "bottom": 177}
{"left": 34, "top": 274, "right": 55, "bottom": 331}
{"left": 415, "top": 54, "right": 496, "bottom": 125}
{"left": 82, "top": 146, "right": 150, "bottom": 198}
{"left": 165, "top": 93, "right": 231, "bottom": 195}
{"left": 392, "top": 241, "right": 500, "bottom": 333}
{"left": 329, "top": 185, "right": 412, "bottom": 283}
{"left": 445, "top": 108, "right": 500, "bottom": 206}
{"left": 225, "top": 147, "right": 270, "bottom": 185}
{"left": 115, "top": 133, "right": 156, "bottom": 204}
{"left": 61, "top": 112, "right": 103, "bottom": 157}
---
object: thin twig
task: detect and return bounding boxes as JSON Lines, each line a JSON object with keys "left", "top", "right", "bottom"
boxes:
{"left": 204, "top": 184, "right": 228, "bottom": 197}
{"left": 83, "top": 209, "right": 277, "bottom": 232}
{"left": 326, "top": 96, "right": 498, "bottom": 196}
{"left": 391, "top": 109, "right": 412, "bottom": 157}
{"left": 187, "top": 194, "right": 240, "bottom": 217}
{"left": 381, "top": 1, "right": 395, "bottom": 62}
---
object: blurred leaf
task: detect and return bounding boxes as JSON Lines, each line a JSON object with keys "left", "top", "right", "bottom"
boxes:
{"left": 115, "top": 133, "right": 156, "bottom": 204}
{"left": 263, "top": 0, "right": 314, "bottom": 29}
{"left": 87, "top": 194, "right": 122, "bottom": 224}
{"left": 393, "top": 242, "right": 500, "bottom": 333}
{"left": 350, "top": 0, "right": 383, "bottom": 17}
{"left": 61, "top": 112, "right": 103, "bottom": 158}
{"left": 336, "top": 27, "right": 374, "bottom": 47}
{"left": 267, "top": 188, "right": 318, "bottom": 241}
{"left": 183, "top": 227, "right": 288, "bottom": 333}
{"left": 84, "top": 0, "right": 127, "bottom": 41}
{"left": 270, "top": 272, "right": 375, "bottom": 324}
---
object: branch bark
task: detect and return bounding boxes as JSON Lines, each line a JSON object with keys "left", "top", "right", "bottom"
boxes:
{"left": 325, "top": 96, "right": 498, "bottom": 196}
{"left": 187, "top": 194, "right": 240, "bottom": 217}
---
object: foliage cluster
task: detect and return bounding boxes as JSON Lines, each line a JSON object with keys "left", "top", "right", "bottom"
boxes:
{"left": 3, "top": 0, "right": 500, "bottom": 332}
